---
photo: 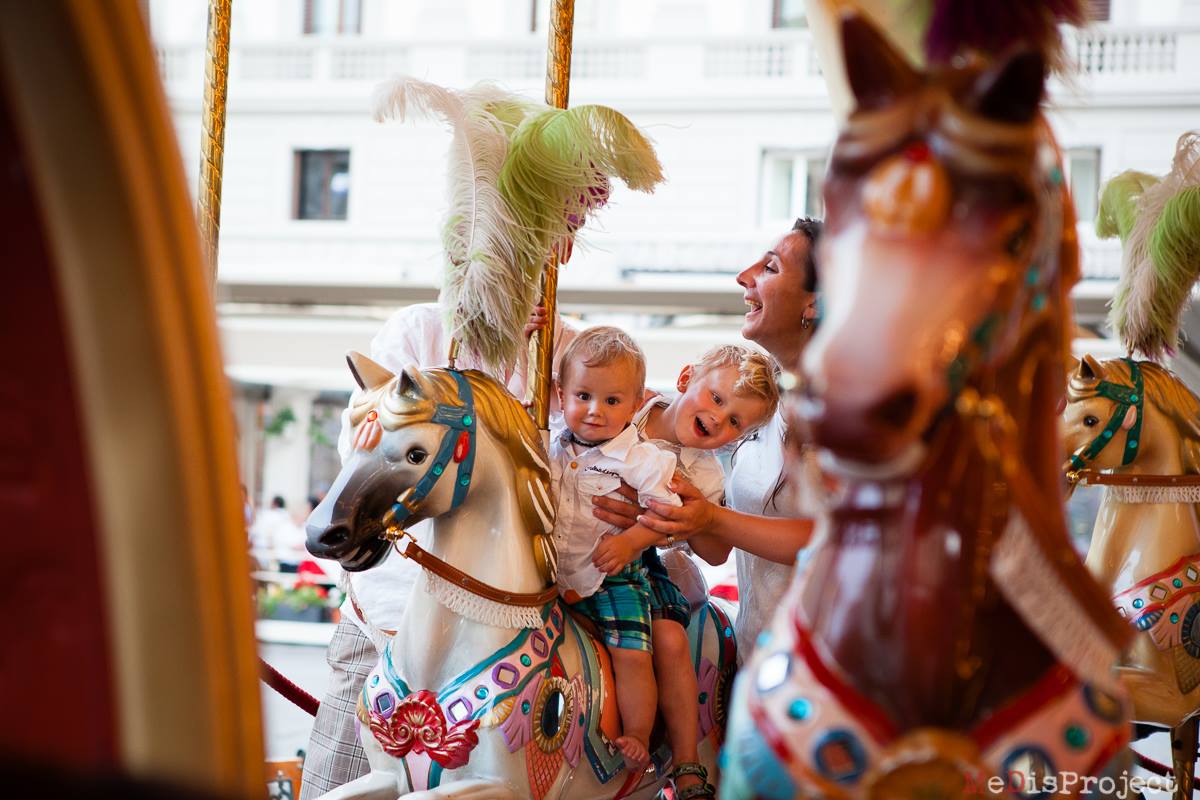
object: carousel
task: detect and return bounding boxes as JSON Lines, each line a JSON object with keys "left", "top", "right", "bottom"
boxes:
{"left": 4, "top": 1, "right": 1200, "bottom": 799}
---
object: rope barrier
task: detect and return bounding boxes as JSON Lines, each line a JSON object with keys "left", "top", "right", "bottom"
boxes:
{"left": 259, "top": 657, "right": 320, "bottom": 717}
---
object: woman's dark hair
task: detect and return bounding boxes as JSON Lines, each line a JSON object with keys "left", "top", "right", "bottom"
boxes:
{"left": 792, "top": 217, "right": 823, "bottom": 293}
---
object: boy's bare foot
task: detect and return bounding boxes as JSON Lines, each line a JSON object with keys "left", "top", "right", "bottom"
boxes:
{"left": 615, "top": 734, "right": 649, "bottom": 769}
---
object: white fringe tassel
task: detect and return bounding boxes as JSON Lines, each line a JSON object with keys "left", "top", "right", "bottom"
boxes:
{"left": 423, "top": 570, "right": 546, "bottom": 630}
{"left": 991, "top": 513, "right": 1122, "bottom": 692}
{"left": 1106, "top": 484, "right": 1200, "bottom": 504}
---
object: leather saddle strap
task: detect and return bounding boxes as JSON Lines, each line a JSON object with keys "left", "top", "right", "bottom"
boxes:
{"left": 402, "top": 540, "right": 559, "bottom": 607}
{"left": 1073, "top": 469, "right": 1200, "bottom": 488}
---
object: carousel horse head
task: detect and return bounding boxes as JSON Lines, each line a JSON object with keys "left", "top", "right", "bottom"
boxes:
{"left": 800, "top": 13, "right": 1076, "bottom": 468}
{"left": 306, "top": 352, "right": 555, "bottom": 579}
{"left": 1064, "top": 354, "right": 1200, "bottom": 476}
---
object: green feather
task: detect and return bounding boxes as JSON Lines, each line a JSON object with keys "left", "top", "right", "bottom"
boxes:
{"left": 1096, "top": 170, "right": 1158, "bottom": 241}
{"left": 498, "top": 104, "right": 664, "bottom": 277}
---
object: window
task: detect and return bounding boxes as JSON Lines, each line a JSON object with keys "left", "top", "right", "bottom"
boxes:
{"left": 772, "top": 0, "right": 807, "bottom": 29}
{"left": 761, "top": 151, "right": 826, "bottom": 226}
{"left": 303, "top": 0, "right": 361, "bottom": 35}
{"left": 1065, "top": 148, "right": 1100, "bottom": 225}
{"left": 295, "top": 150, "right": 351, "bottom": 220}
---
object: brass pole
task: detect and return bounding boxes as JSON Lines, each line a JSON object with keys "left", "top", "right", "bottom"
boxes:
{"left": 530, "top": 0, "right": 574, "bottom": 429}
{"left": 197, "top": 0, "right": 232, "bottom": 289}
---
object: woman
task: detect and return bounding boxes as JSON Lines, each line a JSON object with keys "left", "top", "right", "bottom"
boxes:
{"left": 592, "top": 218, "right": 822, "bottom": 662}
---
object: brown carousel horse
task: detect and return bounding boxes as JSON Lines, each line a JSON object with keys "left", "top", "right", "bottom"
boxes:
{"left": 1064, "top": 354, "right": 1200, "bottom": 796}
{"left": 721, "top": 14, "right": 1133, "bottom": 799}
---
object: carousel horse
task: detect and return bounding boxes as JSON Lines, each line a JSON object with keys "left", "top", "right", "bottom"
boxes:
{"left": 1064, "top": 355, "right": 1200, "bottom": 794}
{"left": 305, "top": 355, "right": 735, "bottom": 800}
{"left": 721, "top": 14, "right": 1133, "bottom": 799}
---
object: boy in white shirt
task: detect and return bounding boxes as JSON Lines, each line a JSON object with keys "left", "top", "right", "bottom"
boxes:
{"left": 550, "top": 326, "right": 679, "bottom": 770}
{"left": 620, "top": 344, "right": 779, "bottom": 799}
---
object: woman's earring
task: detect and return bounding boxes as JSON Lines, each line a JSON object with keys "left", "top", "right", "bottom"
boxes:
{"left": 800, "top": 318, "right": 811, "bottom": 330}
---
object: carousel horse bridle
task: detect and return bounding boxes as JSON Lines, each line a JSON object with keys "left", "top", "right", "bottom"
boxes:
{"left": 379, "top": 368, "right": 557, "bottom": 608}
{"left": 1065, "top": 359, "right": 1200, "bottom": 493}
{"left": 1066, "top": 357, "right": 1145, "bottom": 474}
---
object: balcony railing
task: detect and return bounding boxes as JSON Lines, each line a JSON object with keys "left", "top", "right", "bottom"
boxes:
{"left": 156, "top": 24, "right": 1199, "bottom": 103}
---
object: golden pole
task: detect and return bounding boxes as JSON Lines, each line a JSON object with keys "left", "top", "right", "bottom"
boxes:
{"left": 530, "top": 0, "right": 575, "bottom": 430}
{"left": 197, "top": 0, "right": 232, "bottom": 289}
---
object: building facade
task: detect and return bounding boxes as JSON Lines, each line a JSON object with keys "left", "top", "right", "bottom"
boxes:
{"left": 149, "top": 0, "right": 1200, "bottom": 509}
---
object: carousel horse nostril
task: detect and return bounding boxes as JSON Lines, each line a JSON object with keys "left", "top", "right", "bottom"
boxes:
{"left": 870, "top": 388, "right": 919, "bottom": 431}
{"left": 318, "top": 524, "right": 350, "bottom": 549}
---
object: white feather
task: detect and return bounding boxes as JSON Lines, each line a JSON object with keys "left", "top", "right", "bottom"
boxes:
{"left": 372, "top": 77, "right": 540, "bottom": 373}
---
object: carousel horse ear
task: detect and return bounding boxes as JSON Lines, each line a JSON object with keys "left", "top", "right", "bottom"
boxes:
{"left": 1076, "top": 354, "right": 1103, "bottom": 383}
{"left": 396, "top": 365, "right": 437, "bottom": 400}
{"left": 346, "top": 351, "right": 395, "bottom": 390}
{"left": 966, "top": 49, "right": 1045, "bottom": 124}
{"left": 839, "top": 12, "right": 921, "bottom": 113}
{"left": 1121, "top": 405, "right": 1138, "bottom": 431}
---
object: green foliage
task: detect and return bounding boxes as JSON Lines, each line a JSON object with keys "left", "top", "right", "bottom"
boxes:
{"left": 264, "top": 406, "right": 296, "bottom": 438}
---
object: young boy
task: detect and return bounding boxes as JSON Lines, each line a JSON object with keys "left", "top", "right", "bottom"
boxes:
{"left": 550, "top": 326, "right": 679, "bottom": 770}
{"left": 598, "top": 344, "right": 779, "bottom": 799}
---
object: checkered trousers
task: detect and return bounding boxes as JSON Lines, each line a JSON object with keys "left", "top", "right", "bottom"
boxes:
{"left": 299, "top": 619, "right": 375, "bottom": 799}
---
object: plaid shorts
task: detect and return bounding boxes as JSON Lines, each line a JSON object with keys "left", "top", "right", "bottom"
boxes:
{"left": 642, "top": 549, "right": 691, "bottom": 628}
{"left": 569, "top": 563, "right": 653, "bottom": 652}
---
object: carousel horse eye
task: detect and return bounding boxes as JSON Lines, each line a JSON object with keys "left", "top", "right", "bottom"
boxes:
{"left": 407, "top": 448, "right": 429, "bottom": 465}
{"left": 1004, "top": 222, "right": 1031, "bottom": 259}
{"left": 1083, "top": 415, "right": 1100, "bottom": 428}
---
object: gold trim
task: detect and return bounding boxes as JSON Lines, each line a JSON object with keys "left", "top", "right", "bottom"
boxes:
{"left": 197, "top": 0, "right": 231, "bottom": 287}
{"left": 0, "top": 1, "right": 263, "bottom": 790}
{"left": 530, "top": 0, "right": 575, "bottom": 430}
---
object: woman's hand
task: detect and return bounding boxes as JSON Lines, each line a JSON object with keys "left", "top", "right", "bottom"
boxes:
{"left": 639, "top": 477, "right": 716, "bottom": 540}
{"left": 591, "top": 483, "right": 644, "bottom": 530}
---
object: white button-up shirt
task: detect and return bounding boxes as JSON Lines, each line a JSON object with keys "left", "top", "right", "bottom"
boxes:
{"left": 550, "top": 420, "right": 680, "bottom": 597}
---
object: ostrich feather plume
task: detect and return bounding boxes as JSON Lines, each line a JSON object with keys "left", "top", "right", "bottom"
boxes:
{"left": 498, "top": 105, "right": 665, "bottom": 276}
{"left": 372, "top": 77, "right": 541, "bottom": 374}
{"left": 1101, "top": 131, "right": 1200, "bottom": 360}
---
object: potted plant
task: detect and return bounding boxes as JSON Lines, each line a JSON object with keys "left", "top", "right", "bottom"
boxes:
{"left": 257, "top": 578, "right": 342, "bottom": 623}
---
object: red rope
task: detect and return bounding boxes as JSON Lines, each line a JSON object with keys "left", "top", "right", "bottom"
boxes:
{"left": 259, "top": 657, "right": 320, "bottom": 717}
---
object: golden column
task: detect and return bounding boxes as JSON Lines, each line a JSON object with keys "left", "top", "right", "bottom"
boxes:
{"left": 530, "top": 0, "right": 575, "bottom": 429}
{"left": 197, "top": 0, "right": 231, "bottom": 288}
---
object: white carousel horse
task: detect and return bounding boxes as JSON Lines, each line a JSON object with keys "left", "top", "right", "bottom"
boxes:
{"left": 305, "top": 354, "right": 736, "bottom": 800}
{"left": 1064, "top": 354, "right": 1200, "bottom": 796}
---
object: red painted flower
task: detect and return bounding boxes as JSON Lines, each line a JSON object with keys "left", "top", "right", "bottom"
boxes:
{"left": 368, "top": 690, "right": 480, "bottom": 769}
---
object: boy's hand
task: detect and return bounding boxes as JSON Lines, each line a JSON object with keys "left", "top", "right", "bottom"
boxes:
{"left": 524, "top": 305, "right": 549, "bottom": 339}
{"left": 593, "top": 533, "right": 641, "bottom": 575}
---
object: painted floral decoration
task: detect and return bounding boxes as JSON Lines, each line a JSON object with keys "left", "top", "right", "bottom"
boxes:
{"left": 368, "top": 689, "right": 480, "bottom": 769}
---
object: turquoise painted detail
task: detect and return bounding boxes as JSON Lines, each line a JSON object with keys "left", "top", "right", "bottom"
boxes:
{"left": 1133, "top": 598, "right": 1144, "bottom": 609}
{"left": 1172, "top": 613, "right": 1181, "bottom": 624}
{"left": 432, "top": 463, "right": 444, "bottom": 476}
{"left": 460, "top": 474, "right": 471, "bottom": 486}
{"left": 1175, "top": 578, "right": 1184, "bottom": 588}
{"left": 788, "top": 698, "right": 812, "bottom": 720}
{"left": 1065, "top": 725, "right": 1088, "bottom": 749}
{"left": 522, "top": 700, "right": 531, "bottom": 714}
{"left": 1031, "top": 293, "right": 1047, "bottom": 311}
{"left": 462, "top": 415, "right": 473, "bottom": 426}
{"left": 475, "top": 686, "right": 488, "bottom": 700}
{"left": 698, "top": 692, "right": 709, "bottom": 705}
{"left": 1049, "top": 166, "right": 1063, "bottom": 185}
{"left": 520, "top": 654, "right": 532, "bottom": 667}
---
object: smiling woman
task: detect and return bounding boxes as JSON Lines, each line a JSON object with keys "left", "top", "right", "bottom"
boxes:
{"left": 592, "top": 218, "right": 826, "bottom": 664}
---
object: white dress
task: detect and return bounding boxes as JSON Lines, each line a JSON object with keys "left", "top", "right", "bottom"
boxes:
{"left": 726, "top": 409, "right": 820, "bottom": 665}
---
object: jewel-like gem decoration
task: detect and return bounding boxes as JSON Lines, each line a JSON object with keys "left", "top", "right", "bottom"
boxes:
{"left": 1133, "top": 598, "right": 1144, "bottom": 609}
{"left": 1151, "top": 585, "right": 1168, "bottom": 600}
{"left": 788, "top": 699, "right": 812, "bottom": 721}
{"left": 1065, "top": 725, "right": 1088, "bottom": 750}
{"left": 1175, "top": 578, "right": 1184, "bottom": 588}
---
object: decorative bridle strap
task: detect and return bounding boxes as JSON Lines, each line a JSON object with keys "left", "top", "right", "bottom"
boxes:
{"left": 1067, "top": 470, "right": 1200, "bottom": 488}
{"left": 1067, "top": 358, "right": 1144, "bottom": 472}
{"left": 396, "top": 539, "right": 559, "bottom": 607}
{"left": 384, "top": 369, "right": 477, "bottom": 527}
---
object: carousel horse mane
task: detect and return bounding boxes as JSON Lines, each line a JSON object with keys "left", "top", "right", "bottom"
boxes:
{"left": 349, "top": 367, "right": 556, "bottom": 580}
{"left": 1070, "top": 357, "right": 1200, "bottom": 473}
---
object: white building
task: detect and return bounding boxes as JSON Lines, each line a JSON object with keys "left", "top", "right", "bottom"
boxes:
{"left": 148, "top": 0, "right": 1200, "bottom": 509}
